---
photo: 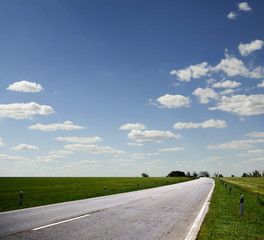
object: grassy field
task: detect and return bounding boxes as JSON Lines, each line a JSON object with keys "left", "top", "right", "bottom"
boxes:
{"left": 222, "top": 177, "right": 264, "bottom": 195}
{"left": 197, "top": 178, "right": 264, "bottom": 240}
{"left": 0, "top": 177, "right": 193, "bottom": 212}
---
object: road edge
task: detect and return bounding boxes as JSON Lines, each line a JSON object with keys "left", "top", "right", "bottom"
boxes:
{"left": 185, "top": 178, "right": 215, "bottom": 240}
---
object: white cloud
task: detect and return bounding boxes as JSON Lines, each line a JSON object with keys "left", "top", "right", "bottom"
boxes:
{"left": 55, "top": 136, "right": 102, "bottom": 143}
{"left": 257, "top": 80, "right": 264, "bottom": 88}
{"left": 241, "top": 157, "right": 264, "bottom": 164}
{"left": 219, "top": 89, "right": 236, "bottom": 96}
{"left": 29, "top": 121, "right": 85, "bottom": 131}
{"left": 7, "top": 80, "right": 43, "bottom": 93}
{"left": 49, "top": 150, "right": 74, "bottom": 155}
{"left": 0, "top": 138, "right": 5, "bottom": 147}
{"left": 170, "top": 62, "right": 210, "bottom": 82}
{"left": 199, "top": 156, "right": 223, "bottom": 163}
{"left": 209, "top": 94, "right": 264, "bottom": 116}
{"left": 245, "top": 132, "right": 264, "bottom": 138}
{"left": 128, "top": 129, "right": 182, "bottom": 143}
{"left": 192, "top": 88, "right": 219, "bottom": 104}
{"left": 0, "top": 102, "right": 54, "bottom": 120}
{"left": 11, "top": 144, "right": 39, "bottom": 151}
{"left": 0, "top": 154, "right": 28, "bottom": 161}
{"left": 227, "top": 12, "right": 237, "bottom": 20}
{"left": 212, "top": 80, "right": 241, "bottom": 88}
{"left": 173, "top": 119, "right": 227, "bottom": 129}
{"left": 212, "top": 53, "right": 264, "bottom": 79}
{"left": 207, "top": 139, "right": 264, "bottom": 150}
{"left": 238, "top": 149, "right": 264, "bottom": 157}
{"left": 119, "top": 123, "right": 146, "bottom": 131}
{"left": 156, "top": 94, "right": 191, "bottom": 108}
{"left": 128, "top": 143, "right": 144, "bottom": 147}
{"left": 158, "top": 147, "right": 184, "bottom": 152}
{"left": 238, "top": 40, "right": 264, "bottom": 57}
{"left": 130, "top": 153, "right": 147, "bottom": 159}
{"left": 35, "top": 154, "right": 66, "bottom": 163}
{"left": 64, "top": 144, "right": 125, "bottom": 155}
{"left": 238, "top": 2, "right": 252, "bottom": 11}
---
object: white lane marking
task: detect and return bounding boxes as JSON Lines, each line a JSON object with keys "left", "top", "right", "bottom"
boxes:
{"left": 151, "top": 194, "right": 161, "bottom": 198}
{"left": 32, "top": 214, "right": 91, "bottom": 231}
{"left": 185, "top": 179, "right": 215, "bottom": 240}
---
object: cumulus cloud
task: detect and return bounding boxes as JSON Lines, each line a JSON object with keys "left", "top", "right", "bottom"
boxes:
{"left": 257, "top": 80, "right": 264, "bottom": 88}
{"left": 11, "top": 144, "right": 39, "bottom": 151}
{"left": 7, "top": 80, "right": 43, "bottom": 93}
{"left": 207, "top": 139, "right": 264, "bottom": 150}
{"left": 209, "top": 94, "right": 264, "bottom": 116}
{"left": 212, "top": 53, "right": 264, "bottom": 79}
{"left": 227, "top": 12, "right": 237, "bottom": 20}
{"left": 29, "top": 121, "right": 85, "bottom": 131}
{"left": 64, "top": 144, "right": 125, "bottom": 155}
{"left": 119, "top": 123, "right": 146, "bottom": 131}
{"left": 238, "top": 149, "right": 264, "bottom": 157}
{"left": 0, "top": 138, "right": 5, "bottom": 147}
{"left": 35, "top": 154, "right": 66, "bottom": 163}
{"left": 199, "top": 156, "right": 223, "bottom": 163}
{"left": 158, "top": 147, "right": 184, "bottom": 152}
{"left": 128, "top": 129, "right": 182, "bottom": 143}
{"left": 173, "top": 119, "right": 227, "bottom": 129}
{"left": 238, "top": 40, "right": 264, "bottom": 57}
{"left": 156, "top": 94, "right": 191, "bottom": 108}
{"left": 192, "top": 88, "right": 219, "bottom": 104}
{"left": 128, "top": 143, "right": 144, "bottom": 147}
{"left": 0, "top": 154, "right": 28, "bottom": 161}
{"left": 238, "top": 2, "right": 252, "bottom": 11}
{"left": 212, "top": 80, "right": 241, "bottom": 88}
{"left": 0, "top": 102, "right": 54, "bottom": 120}
{"left": 170, "top": 62, "right": 210, "bottom": 82}
{"left": 49, "top": 150, "right": 74, "bottom": 155}
{"left": 55, "top": 136, "right": 102, "bottom": 143}
{"left": 245, "top": 132, "right": 264, "bottom": 138}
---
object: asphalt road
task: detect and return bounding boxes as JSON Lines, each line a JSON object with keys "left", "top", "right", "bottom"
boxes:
{"left": 0, "top": 178, "right": 214, "bottom": 240}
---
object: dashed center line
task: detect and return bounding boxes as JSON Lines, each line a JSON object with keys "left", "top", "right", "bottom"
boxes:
{"left": 32, "top": 214, "right": 91, "bottom": 231}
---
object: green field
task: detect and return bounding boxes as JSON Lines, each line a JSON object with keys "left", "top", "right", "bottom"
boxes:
{"left": 222, "top": 177, "right": 264, "bottom": 195}
{"left": 197, "top": 178, "right": 264, "bottom": 240}
{"left": 0, "top": 177, "right": 193, "bottom": 212}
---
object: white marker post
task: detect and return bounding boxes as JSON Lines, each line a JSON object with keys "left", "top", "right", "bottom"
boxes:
{"left": 240, "top": 195, "right": 244, "bottom": 216}
{"left": 20, "top": 191, "right": 23, "bottom": 205}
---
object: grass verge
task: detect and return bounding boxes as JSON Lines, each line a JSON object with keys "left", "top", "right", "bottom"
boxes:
{"left": 0, "top": 177, "right": 193, "bottom": 212}
{"left": 197, "top": 178, "right": 264, "bottom": 240}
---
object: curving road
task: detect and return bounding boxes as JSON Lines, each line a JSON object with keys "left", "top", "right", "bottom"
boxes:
{"left": 0, "top": 178, "right": 214, "bottom": 240}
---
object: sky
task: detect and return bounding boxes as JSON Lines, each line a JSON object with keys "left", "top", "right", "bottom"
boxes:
{"left": 0, "top": 0, "right": 264, "bottom": 177}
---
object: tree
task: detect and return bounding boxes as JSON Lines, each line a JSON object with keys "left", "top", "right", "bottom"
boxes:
{"left": 242, "top": 173, "right": 248, "bottom": 177}
{"left": 167, "top": 171, "right": 186, "bottom": 177}
{"left": 199, "top": 171, "right": 210, "bottom": 177}
{"left": 252, "top": 170, "right": 261, "bottom": 177}
{"left": 213, "top": 172, "right": 219, "bottom": 177}
{"left": 186, "top": 171, "right": 191, "bottom": 177}
{"left": 141, "top": 173, "right": 149, "bottom": 177}
{"left": 192, "top": 171, "right": 198, "bottom": 178}
{"left": 219, "top": 174, "right": 223, "bottom": 178}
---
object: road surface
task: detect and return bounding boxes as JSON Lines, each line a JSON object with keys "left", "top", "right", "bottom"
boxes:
{"left": 0, "top": 178, "right": 214, "bottom": 240}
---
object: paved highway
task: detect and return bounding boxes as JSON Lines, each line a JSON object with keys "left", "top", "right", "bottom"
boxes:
{"left": 0, "top": 178, "right": 214, "bottom": 240}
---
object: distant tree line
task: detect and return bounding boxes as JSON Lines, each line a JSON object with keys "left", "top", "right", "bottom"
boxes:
{"left": 166, "top": 170, "right": 218, "bottom": 178}
{"left": 242, "top": 170, "right": 264, "bottom": 177}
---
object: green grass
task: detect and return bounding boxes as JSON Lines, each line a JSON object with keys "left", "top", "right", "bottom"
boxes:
{"left": 0, "top": 177, "right": 193, "bottom": 212}
{"left": 222, "top": 177, "right": 264, "bottom": 195}
{"left": 197, "top": 178, "right": 264, "bottom": 240}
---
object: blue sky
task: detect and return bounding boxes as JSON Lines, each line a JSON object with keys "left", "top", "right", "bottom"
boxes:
{"left": 0, "top": 0, "right": 264, "bottom": 177}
